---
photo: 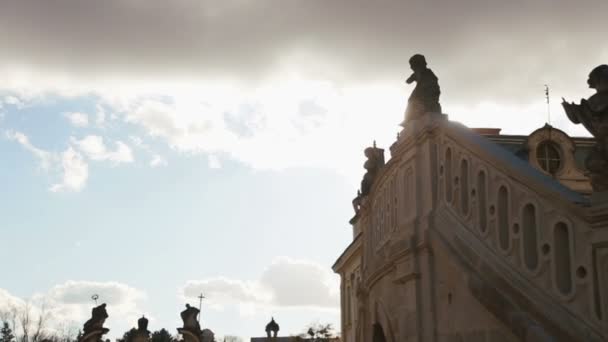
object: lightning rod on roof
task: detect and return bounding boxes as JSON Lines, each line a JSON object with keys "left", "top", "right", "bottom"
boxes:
{"left": 545, "top": 84, "right": 551, "bottom": 125}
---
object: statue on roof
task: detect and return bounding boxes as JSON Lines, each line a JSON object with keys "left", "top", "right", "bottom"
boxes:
{"left": 83, "top": 304, "right": 108, "bottom": 335}
{"left": 403, "top": 54, "right": 442, "bottom": 124}
{"left": 79, "top": 304, "right": 109, "bottom": 342}
{"left": 562, "top": 64, "right": 608, "bottom": 192}
{"left": 265, "top": 317, "right": 280, "bottom": 338}
{"left": 177, "top": 304, "right": 202, "bottom": 342}
{"left": 352, "top": 143, "right": 385, "bottom": 214}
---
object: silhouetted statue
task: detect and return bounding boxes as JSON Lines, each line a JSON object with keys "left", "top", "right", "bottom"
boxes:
{"left": 562, "top": 65, "right": 608, "bottom": 192}
{"left": 352, "top": 144, "right": 386, "bottom": 214}
{"left": 79, "top": 304, "right": 109, "bottom": 342}
{"left": 265, "top": 317, "right": 280, "bottom": 338}
{"left": 403, "top": 54, "right": 442, "bottom": 124}
{"left": 132, "top": 316, "right": 151, "bottom": 342}
{"left": 177, "top": 304, "right": 202, "bottom": 342}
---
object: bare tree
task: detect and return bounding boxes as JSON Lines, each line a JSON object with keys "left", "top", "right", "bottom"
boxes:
{"left": 222, "top": 336, "right": 243, "bottom": 342}
{"left": 30, "top": 303, "right": 50, "bottom": 342}
{"left": 1, "top": 301, "right": 52, "bottom": 342}
{"left": 0, "top": 306, "right": 19, "bottom": 339}
{"left": 18, "top": 303, "right": 31, "bottom": 342}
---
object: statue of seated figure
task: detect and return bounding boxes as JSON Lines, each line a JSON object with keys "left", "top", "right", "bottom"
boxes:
{"left": 403, "top": 54, "right": 442, "bottom": 124}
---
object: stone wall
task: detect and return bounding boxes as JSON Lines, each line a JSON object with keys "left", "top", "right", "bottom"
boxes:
{"left": 334, "top": 113, "right": 608, "bottom": 342}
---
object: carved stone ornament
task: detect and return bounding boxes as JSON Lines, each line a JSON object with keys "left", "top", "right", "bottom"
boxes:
{"left": 265, "top": 317, "right": 280, "bottom": 338}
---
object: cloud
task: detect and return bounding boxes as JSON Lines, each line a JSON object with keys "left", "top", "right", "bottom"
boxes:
{"left": 6, "top": 130, "right": 55, "bottom": 170}
{"left": 50, "top": 147, "right": 89, "bottom": 192}
{"left": 71, "top": 135, "right": 134, "bottom": 164}
{"left": 181, "top": 257, "right": 339, "bottom": 312}
{"left": 1, "top": 0, "right": 604, "bottom": 188}
{"left": 48, "top": 281, "right": 144, "bottom": 306}
{"left": 207, "top": 155, "right": 221, "bottom": 169}
{"left": 0, "top": 281, "right": 146, "bottom": 340}
{"left": 0, "top": 0, "right": 606, "bottom": 104}
{"left": 63, "top": 112, "right": 89, "bottom": 127}
{"left": 0, "top": 288, "right": 26, "bottom": 311}
{"left": 149, "top": 154, "right": 167, "bottom": 168}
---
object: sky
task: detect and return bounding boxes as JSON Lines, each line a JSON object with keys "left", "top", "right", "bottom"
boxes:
{"left": 0, "top": 0, "right": 606, "bottom": 339}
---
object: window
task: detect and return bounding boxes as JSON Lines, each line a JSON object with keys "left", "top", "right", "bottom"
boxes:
{"left": 497, "top": 186, "right": 510, "bottom": 250}
{"left": 536, "top": 141, "right": 562, "bottom": 174}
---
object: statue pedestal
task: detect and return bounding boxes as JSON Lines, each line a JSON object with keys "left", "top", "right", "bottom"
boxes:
{"left": 79, "top": 329, "right": 109, "bottom": 342}
{"left": 400, "top": 111, "right": 447, "bottom": 128}
{"left": 177, "top": 329, "right": 201, "bottom": 342}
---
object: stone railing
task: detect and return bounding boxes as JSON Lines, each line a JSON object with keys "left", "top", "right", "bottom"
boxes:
{"left": 433, "top": 116, "right": 608, "bottom": 340}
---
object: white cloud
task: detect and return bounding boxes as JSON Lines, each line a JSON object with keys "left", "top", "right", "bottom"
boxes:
{"left": 208, "top": 155, "right": 221, "bottom": 169}
{"left": 181, "top": 257, "right": 339, "bottom": 312}
{"left": 6, "top": 130, "right": 55, "bottom": 170}
{"left": 71, "top": 135, "right": 134, "bottom": 164}
{"left": 149, "top": 154, "right": 167, "bottom": 168}
{"left": 95, "top": 104, "right": 106, "bottom": 126}
{"left": 0, "top": 288, "right": 26, "bottom": 311}
{"left": 0, "top": 282, "right": 146, "bottom": 340}
{"left": 6, "top": 130, "right": 89, "bottom": 192}
{"left": 63, "top": 112, "right": 89, "bottom": 127}
{"left": 50, "top": 147, "right": 88, "bottom": 193}
{"left": 4, "top": 95, "right": 24, "bottom": 109}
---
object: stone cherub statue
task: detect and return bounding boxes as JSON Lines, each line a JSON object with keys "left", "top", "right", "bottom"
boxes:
{"left": 177, "top": 304, "right": 202, "bottom": 342}
{"left": 403, "top": 54, "right": 442, "bottom": 124}
{"left": 562, "top": 64, "right": 608, "bottom": 192}
{"left": 265, "top": 317, "right": 280, "bottom": 338}
{"left": 79, "top": 303, "right": 109, "bottom": 342}
{"left": 352, "top": 143, "right": 386, "bottom": 214}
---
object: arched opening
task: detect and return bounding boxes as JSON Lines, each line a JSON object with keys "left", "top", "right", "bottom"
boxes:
{"left": 460, "top": 159, "right": 469, "bottom": 215}
{"left": 477, "top": 171, "right": 487, "bottom": 233}
{"left": 445, "top": 148, "right": 453, "bottom": 203}
{"left": 373, "top": 323, "right": 387, "bottom": 342}
{"left": 554, "top": 222, "right": 572, "bottom": 294}
{"left": 522, "top": 204, "right": 539, "bottom": 270}
{"left": 498, "top": 186, "right": 510, "bottom": 250}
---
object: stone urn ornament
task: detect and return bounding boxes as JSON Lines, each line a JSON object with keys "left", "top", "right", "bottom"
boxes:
{"left": 265, "top": 317, "right": 280, "bottom": 338}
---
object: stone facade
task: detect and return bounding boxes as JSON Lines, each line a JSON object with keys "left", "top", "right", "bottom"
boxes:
{"left": 333, "top": 114, "right": 608, "bottom": 342}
